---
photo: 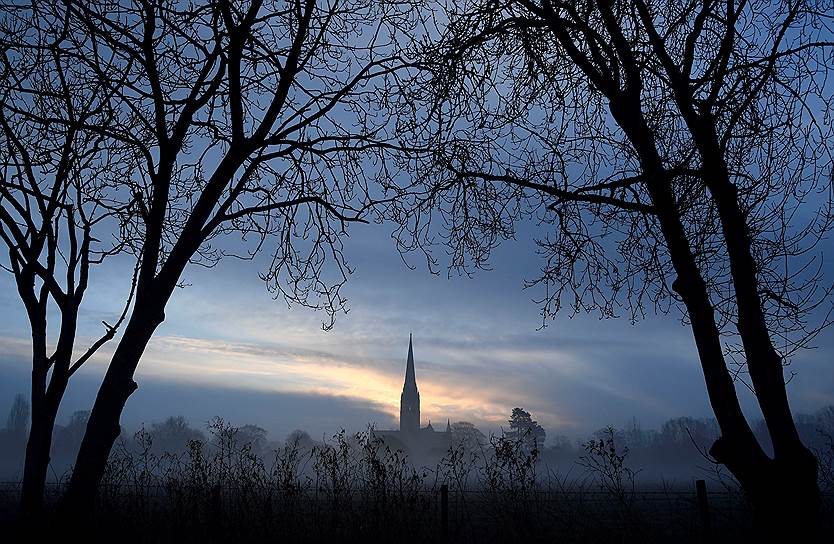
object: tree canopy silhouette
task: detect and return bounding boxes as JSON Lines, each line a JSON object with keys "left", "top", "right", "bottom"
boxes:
{"left": 507, "top": 408, "right": 546, "bottom": 448}
{"left": 0, "top": 4, "right": 140, "bottom": 513}
{"left": 395, "top": 0, "right": 834, "bottom": 533}
{"left": 4, "top": 0, "right": 419, "bottom": 514}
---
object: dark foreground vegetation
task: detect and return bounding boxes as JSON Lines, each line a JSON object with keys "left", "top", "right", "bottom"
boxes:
{"left": 2, "top": 417, "right": 833, "bottom": 543}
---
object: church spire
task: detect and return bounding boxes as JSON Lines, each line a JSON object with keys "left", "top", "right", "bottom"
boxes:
{"left": 404, "top": 333, "right": 417, "bottom": 392}
{"left": 400, "top": 334, "right": 420, "bottom": 433}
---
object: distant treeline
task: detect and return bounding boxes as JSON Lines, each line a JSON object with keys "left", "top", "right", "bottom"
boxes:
{"left": 1, "top": 396, "right": 832, "bottom": 487}
{"left": 0, "top": 417, "right": 767, "bottom": 543}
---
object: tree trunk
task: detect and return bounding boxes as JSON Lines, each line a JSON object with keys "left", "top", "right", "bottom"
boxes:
{"left": 20, "top": 424, "right": 50, "bottom": 515}
{"left": 608, "top": 94, "right": 771, "bottom": 488}
{"left": 631, "top": 6, "right": 822, "bottom": 527}
{"left": 19, "top": 297, "right": 80, "bottom": 515}
{"left": 19, "top": 377, "right": 65, "bottom": 515}
{"left": 692, "top": 124, "right": 821, "bottom": 530}
{"left": 61, "top": 305, "right": 164, "bottom": 518}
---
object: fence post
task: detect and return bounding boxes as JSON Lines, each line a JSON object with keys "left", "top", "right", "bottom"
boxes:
{"left": 440, "top": 484, "right": 449, "bottom": 540}
{"left": 696, "top": 479, "right": 711, "bottom": 538}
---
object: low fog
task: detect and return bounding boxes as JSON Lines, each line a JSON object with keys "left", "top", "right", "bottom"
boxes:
{"left": 3, "top": 389, "right": 833, "bottom": 489}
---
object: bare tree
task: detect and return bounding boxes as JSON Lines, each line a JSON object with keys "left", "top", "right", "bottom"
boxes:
{"left": 0, "top": 3, "right": 137, "bottom": 513}
{"left": 5, "top": 393, "right": 30, "bottom": 439}
{"left": 397, "top": 0, "right": 834, "bottom": 531}
{"left": 51, "top": 0, "right": 416, "bottom": 514}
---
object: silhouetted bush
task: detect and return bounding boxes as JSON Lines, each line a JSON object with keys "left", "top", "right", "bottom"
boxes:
{"left": 28, "top": 419, "right": 808, "bottom": 543}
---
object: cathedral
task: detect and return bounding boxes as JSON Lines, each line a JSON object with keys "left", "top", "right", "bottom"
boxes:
{"left": 374, "top": 335, "right": 452, "bottom": 456}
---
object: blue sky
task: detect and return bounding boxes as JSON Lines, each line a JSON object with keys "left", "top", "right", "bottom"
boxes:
{"left": 1, "top": 215, "right": 832, "bottom": 443}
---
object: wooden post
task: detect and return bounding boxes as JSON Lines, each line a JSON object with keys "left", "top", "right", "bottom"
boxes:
{"left": 440, "top": 484, "right": 449, "bottom": 540}
{"left": 696, "top": 479, "right": 711, "bottom": 538}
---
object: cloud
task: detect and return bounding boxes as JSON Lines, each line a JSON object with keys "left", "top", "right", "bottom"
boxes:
{"left": 1, "top": 220, "right": 832, "bottom": 442}
{"left": 0, "top": 358, "right": 394, "bottom": 441}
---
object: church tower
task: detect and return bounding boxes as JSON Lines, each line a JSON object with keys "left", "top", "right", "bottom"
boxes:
{"left": 399, "top": 334, "right": 420, "bottom": 434}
